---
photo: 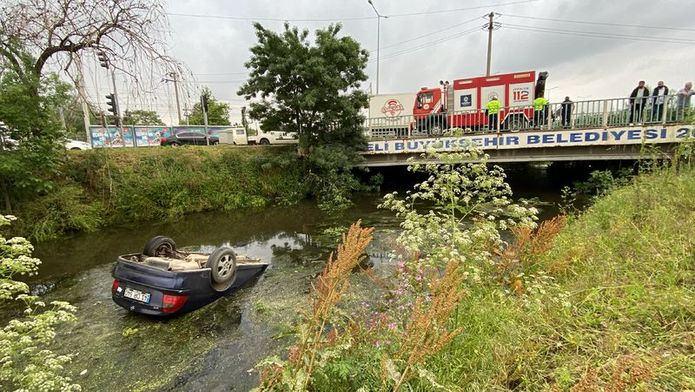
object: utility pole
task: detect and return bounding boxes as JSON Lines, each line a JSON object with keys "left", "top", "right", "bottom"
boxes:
{"left": 485, "top": 12, "right": 495, "bottom": 76}
{"left": 201, "top": 93, "right": 210, "bottom": 146}
{"left": 368, "top": 0, "right": 387, "bottom": 94}
{"left": 109, "top": 69, "right": 125, "bottom": 146}
{"left": 75, "top": 55, "right": 92, "bottom": 143}
{"left": 98, "top": 50, "right": 124, "bottom": 146}
{"left": 165, "top": 72, "right": 182, "bottom": 124}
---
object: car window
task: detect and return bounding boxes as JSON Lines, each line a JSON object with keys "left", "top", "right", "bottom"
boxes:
{"left": 236, "top": 129, "right": 245, "bottom": 135}
{"left": 177, "top": 132, "right": 193, "bottom": 137}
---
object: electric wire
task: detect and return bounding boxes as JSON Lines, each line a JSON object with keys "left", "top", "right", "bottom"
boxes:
{"left": 503, "top": 23, "right": 695, "bottom": 45}
{"left": 501, "top": 13, "right": 695, "bottom": 33}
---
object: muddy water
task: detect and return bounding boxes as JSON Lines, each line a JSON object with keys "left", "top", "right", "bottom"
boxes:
{"left": 27, "top": 165, "right": 568, "bottom": 391}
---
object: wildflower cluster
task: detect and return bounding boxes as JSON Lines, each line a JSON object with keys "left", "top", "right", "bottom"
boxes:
{"left": 0, "top": 215, "right": 80, "bottom": 391}
{"left": 255, "top": 148, "right": 542, "bottom": 391}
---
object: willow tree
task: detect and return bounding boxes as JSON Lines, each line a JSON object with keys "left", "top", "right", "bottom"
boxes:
{"left": 0, "top": 0, "right": 180, "bottom": 82}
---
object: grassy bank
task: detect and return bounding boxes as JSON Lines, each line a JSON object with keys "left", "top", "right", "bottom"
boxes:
{"left": 258, "top": 160, "right": 694, "bottom": 391}
{"left": 430, "top": 165, "right": 695, "bottom": 390}
{"left": 12, "top": 146, "right": 307, "bottom": 240}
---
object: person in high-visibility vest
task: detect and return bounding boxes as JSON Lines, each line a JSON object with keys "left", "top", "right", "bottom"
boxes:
{"left": 533, "top": 95, "right": 549, "bottom": 128}
{"left": 486, "top": 96, "right": 501, "bottom": 131}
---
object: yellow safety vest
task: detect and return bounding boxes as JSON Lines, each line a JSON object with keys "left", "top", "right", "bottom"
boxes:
{"left": 486, "top": 100, "right": 501, "bottom": 114}
{"left": 533, "top": 97, "right": 548, "bottom": 111}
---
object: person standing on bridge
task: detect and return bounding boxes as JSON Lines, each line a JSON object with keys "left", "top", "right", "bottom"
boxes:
{"left": 560, "top": 96, "right": 573, "bottom": 128}
{"left": 676, "top": 82, "right": 694, "bottom": 118}
{"left": 533, "top": 94, "right": 549, "bottom": 129}
{"left": 650, "top": 81, "right": 669, "bottom": 123}
{"left": 486, "top": 96, "right": 501, "bottom": 131}
{"left": 629, "top": 81, "right": 649, "bottom": 125}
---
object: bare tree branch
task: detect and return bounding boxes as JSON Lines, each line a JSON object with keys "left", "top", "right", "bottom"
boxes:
{"left": 0, "top": 0, "right": 185, "bottom": 91}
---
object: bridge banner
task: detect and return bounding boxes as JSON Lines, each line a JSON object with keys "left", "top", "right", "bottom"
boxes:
{"left": 365, "top": 125, "right": 694, "bottom": 154}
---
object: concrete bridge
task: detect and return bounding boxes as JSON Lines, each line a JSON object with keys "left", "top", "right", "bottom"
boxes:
{"left": 361, "top": 95, "right": 694, "bottom": 167}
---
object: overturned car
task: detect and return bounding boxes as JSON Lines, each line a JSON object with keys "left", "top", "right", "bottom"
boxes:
{"left": 112, "top": 236, "right": 269, "bottom": 316}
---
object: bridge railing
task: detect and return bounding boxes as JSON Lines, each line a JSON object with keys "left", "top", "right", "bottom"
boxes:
{"left": 365, "top": 94, "right": 693, "bottom": 139}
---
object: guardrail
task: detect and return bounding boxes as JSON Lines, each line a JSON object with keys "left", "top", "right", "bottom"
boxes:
{"left": 365, "top": 94, "right": 693, "bottom": 139}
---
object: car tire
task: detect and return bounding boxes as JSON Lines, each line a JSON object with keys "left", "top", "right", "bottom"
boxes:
{"left": 143, "top": 236, "right": 177, "bottom": 257}
{"left": 170, "top": 142, "right": 181, "bottom": 147}
{"left": 212, "top": 141, "right": 219, "bottom": 145}
{"left": 259, "top": 138, "right": 270, "bottom": 145}
{"left": 70, "top": 147, "right": 81, "bottom": 151}
{"left": 207, "top": 246, "right": 237, "bottom": 292}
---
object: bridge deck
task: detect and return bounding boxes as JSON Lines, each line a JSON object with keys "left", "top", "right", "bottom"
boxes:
{"left": 362, "top": 94, "right": 693, "bottom": 166}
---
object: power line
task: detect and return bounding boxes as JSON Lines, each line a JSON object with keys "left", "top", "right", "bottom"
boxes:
{"left": 387, "top": 0, "right": 538, "bottom": 18}
{"left": 376, "top": 27, "right": 481, "bottom": 62}
{"left": 192, "top": 71, "right": 249, "bottom": 76}
{"left": 378, "top": 16, "right": 483, "bottom": 51}
{"left": 504, "top": 23, "right": 695, "bottom": 45}
{"left": 189, "top": 80, "right": 246, "bottom": 84}
{"left": 166, "top": 12, "right": 373, "bottom": 22}
{"left": 166, "top": 0, "right": 538, "bottom": 23}
{"left": 501, "top": 13, "right": 695, "bottom": 33}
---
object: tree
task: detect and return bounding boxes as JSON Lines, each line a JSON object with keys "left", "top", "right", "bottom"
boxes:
{"left": 238, "top": 23, "right": 370, "bottom": 211}
{"left": 188, "top": 87, "right": 231, "bottom": 126}
{"left": 0, "top": 0, "right": 180, "bottom": 89}
{"left": 0, "top": 46, "right": 69, "bottom": 212}
{"left": 238, "top": 23, "right": 368, "bottom": 150}
{"left": 122, "top": 109, "right": 164, "bottom": 126}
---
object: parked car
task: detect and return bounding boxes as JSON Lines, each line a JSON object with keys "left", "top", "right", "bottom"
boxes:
{"left": 112, "top": 236, "right": 269, "bottom": 316}
{"left": 160, "top": 131, "right": 219, "bottom": 146}
{"left": 65, "top": 139, "right": 92, "bottom": 150}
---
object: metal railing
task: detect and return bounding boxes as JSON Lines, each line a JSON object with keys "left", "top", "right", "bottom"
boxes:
{"left": 365, "top": 94, "right": 693, "bottom": 139}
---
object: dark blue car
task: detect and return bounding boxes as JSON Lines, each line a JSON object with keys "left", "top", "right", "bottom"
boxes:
{"left": 112, "top": 236, "right": 269, "bottom": 316}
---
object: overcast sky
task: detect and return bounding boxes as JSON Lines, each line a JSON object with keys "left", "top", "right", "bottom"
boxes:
{"left": 87, "top": 0, "right": 695, "bottom": 125}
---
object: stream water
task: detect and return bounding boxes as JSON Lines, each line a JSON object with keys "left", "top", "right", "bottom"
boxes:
{"left": 23, "top": 163, "right": 578, "bottom": 391}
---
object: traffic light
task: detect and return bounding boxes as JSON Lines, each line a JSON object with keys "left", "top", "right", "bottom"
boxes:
{"left": 106, "top": 94, "right": 118, "bottom": 116}
{"left": 201, "top": 94, "right": 209, "bottom": 113}
{"left": 97, "top": 51, "right": 109, "bottom": 69}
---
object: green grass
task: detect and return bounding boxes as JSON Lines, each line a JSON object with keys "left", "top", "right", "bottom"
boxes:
{"left": 13, "top": 146, "right": 307, "bottom": 240}
{"left": 425, "top": 166, "right": 694, "bottom": 391}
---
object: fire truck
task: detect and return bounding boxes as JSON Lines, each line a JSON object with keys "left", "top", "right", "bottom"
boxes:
{"left": 368, "top": 70, "right": 549, "bottom": 136}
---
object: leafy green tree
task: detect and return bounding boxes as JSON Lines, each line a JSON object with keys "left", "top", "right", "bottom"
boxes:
{"left": 122, "top": 109, "right": 164, "bottom": 125}
{"left": 238, "top": 23, "right": 368, "bottom": 150}
{"left": 188, "top": 87, "right": 231, "bottom": 125}
{"left": 0, "top": 215, "right": 79, "bottom": 391}
{"left": 0, "top": 48, "right": 71, "bottom": 212}
{"left": 238, "top": 23, "right": 370, "bottom": 211}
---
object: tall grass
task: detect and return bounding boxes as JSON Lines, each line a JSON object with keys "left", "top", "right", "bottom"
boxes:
{"left": 255, "top": 151, "right": 693, "bottom": 390}
{"left": 12, "top": 146, "right": 307, "bottom": 240}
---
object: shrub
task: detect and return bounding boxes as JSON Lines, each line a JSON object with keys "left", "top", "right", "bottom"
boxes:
{"left": 0, "top": 215, "right": 79, "bottom": 391}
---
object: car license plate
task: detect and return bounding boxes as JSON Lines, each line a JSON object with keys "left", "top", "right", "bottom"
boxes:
{"left": 123, "top": 287, "right": 151, "bottom": 303}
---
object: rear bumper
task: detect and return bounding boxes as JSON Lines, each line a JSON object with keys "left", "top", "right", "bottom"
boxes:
{"left": 111, "top": 256, "right": 269, "bottom": 316}
{"left": 112, "top": 257, "right": 215, "bottom": 316}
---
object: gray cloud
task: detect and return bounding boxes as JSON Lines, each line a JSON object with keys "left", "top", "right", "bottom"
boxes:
{"left": 108, "top": 0, "right": 695, "bottom": 124}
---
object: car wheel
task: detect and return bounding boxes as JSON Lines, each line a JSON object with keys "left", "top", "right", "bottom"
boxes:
{"left": 143, "top": 236, "right": 177, "bottom": 257}
{"left": 207, "top": 246, "right": 237, "bottom": 292}
{"left": 170, "top": 142, "right": 180, "bottom": 147}
{"left": 70, "top": 147, "right": 81, "bottom": 151}
{"left": 212, "top": 141, "right": 219, "bottom": 145}
{"left": 259, "top": 138, "right": 270, "bottom": 145}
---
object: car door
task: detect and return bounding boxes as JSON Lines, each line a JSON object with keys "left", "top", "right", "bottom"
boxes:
{"left": 191, "top": 131, "right": 207, "bottom": 145}
{"left": 176, "top": 132, "right": 195, "bottom": 145}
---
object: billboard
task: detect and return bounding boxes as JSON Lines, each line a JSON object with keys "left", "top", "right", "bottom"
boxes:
{"left": 90, "top": 126, "right": 135, "bottom": 148}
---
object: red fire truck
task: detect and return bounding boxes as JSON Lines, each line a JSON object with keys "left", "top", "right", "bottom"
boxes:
{"left": 411, "top": 70, "right": 549, "bottom": 133}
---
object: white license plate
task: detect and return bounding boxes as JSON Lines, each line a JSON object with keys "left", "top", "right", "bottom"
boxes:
{"left": 123, "top": 287, "right": 151, "bottom": 303}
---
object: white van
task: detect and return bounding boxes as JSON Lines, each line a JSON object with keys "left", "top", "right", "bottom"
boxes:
{"left": 219, "top": 127, "right": 298, "bottom": 145}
